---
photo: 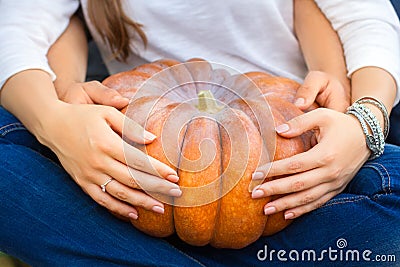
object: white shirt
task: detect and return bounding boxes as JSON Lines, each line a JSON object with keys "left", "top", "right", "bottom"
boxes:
{"left": 1, "top": 0, "right": 400, "bottom": 105}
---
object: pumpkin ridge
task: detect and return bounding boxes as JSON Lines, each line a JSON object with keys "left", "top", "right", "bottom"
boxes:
{"left": 210, "top": 109, "right": 266, "bottom": 248}
{"left": 209, "top": 121, "right": 225, "bottom": 244}
{"left": 175, "top": 116, "right": 221, "bottom": 245}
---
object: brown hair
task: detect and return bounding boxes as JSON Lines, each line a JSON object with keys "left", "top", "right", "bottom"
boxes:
{"left": 87, "top": 0, "right": 147, "bottom": 62}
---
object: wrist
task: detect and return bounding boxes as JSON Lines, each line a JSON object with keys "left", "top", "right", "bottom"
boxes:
{"left": 0, "top": 70, "right": 71, "bottom": 145}
{"left": 32, "top": 100, "right": 70, "bottom": 147}
{"left": 346, "top": 98, "right": 387, "bottom": 160}
{"left": 347, "top": 114, "right": 372, "bottom": 159}
{"left": 351, "top": 96, "right": 390, "bottom": 139}
{"left": 54, "top": 78, "right": 81, "bottom": 100}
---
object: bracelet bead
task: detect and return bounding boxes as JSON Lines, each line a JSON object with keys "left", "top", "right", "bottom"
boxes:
{"left": 346, "top": 101, "right": 385, "bottom": 160}
{"left": 354, "top": 96, "right": 389, "bottom": 139}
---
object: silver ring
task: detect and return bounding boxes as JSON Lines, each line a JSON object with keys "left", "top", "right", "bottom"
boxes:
{"left": 100, "top": 178, "right": 114, "bottom": 193}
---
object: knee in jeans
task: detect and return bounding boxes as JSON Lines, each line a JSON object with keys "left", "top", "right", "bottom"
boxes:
{"left": 346, "top": 155, "right": 400, "bottom": 197}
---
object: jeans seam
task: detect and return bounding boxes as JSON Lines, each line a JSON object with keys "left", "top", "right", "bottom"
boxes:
{"left": 363, "top": 163, "right": 392, "bottom": 195}
{"left": 0, "top": 122, "right": 26, "bottom": 137}
{"left": 321, "top": 195, "right": 368, "bottom": 208}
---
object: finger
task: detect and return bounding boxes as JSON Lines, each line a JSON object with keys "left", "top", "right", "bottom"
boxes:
{"left": 85, "top": 183, "right": 138, "bottom": 219}
{"left": 251, "top": 168, "right": 328, "bottom": 198}
{"left": 253, "top": 147, "right": 321, "bottom": 179}
{"left": 65, "top": 88, "right": 94, "bottom": 105}
{"left": 294, "top": 71, "right": 328, "bottom": 110}
{"left": 83, "top": 81, "right": 129, "bottom": 109}
{"left": 274, "top": 108, "right": 332, "bottom": 138}
{"left": 122, "top": 141, "right": 179, "bottom": 181}
{"left": 94, "top": 118, "right": 178, "bottom": 181}
{"left": 103, "top": 156, "right": 181, "bottom": 195}
{"left": 128, "top": 167, "right": 182, "bottom": 196}
{"left": 283, "top": 191, "right": 339, "bottom": 219}
{"left": 315, "top": 78, "right": 349, "bottom": 112}
{"left": 105, "top": 179, "right": 167, "bottom": 214}
{"left": 262, "top": 182, "right": 332, "bottom": 216}
{"left": 103, "top": 106, "right": 157, "bottom": 144}
{"left": 101, "top": 108, "right": 179, "bottom": 180}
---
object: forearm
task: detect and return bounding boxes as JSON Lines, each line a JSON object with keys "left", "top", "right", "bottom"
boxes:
{"left": 314, "top": 0, "right": 400, "bottom": 107}
{"left": 46, "top": 15, "right": 128, "bottom": 107}
{"left": 48, "top": 15, "right": 89, "bottom": 98}
{"left": 351, "top": 67, "right": 396, "bottom": 131}
{"left": 0, "top": 70, "right": 64, "bottom": 144}
{"left": 294, "top": 0, "right": 350, "bottom": 92}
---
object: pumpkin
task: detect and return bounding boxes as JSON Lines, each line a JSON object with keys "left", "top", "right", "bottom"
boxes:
{"left": 102, "top": 58, "right": 314, "bottom": 249}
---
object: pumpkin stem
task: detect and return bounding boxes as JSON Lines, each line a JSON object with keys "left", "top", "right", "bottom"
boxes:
{"left": 196, "top": 90, "right": 223, "bottom": 113}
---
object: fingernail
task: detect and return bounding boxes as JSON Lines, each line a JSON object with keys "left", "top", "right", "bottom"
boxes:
{"left": 252, "top": 189, "right": 265, "bottom": 199}
{"left": 112, "top": 95, "right": 123, "bottom": 100}
{"left": 264, "top": 206, "right": 277, "bottom": 215}
{"left": 284, "top": 212, "right": 295, "bottom": 220}
{"left": 167, "top": 174, "right": 179, "bottom": 183}
{"left": 152, "top": 205, "right": 165, "bottom": 214}
{"left": 169, "top": 188, "right": 182, "bottom": 197}
{"left": 144, "top": 131, "right": 157, "bottom": 141}
{"left": 252, "top": 171, "right": 265, "bottom": 180}
{"left": 275, "top": 124, "right": 290, "bottom": 133}
{"left": 294, "top": 98, "right": 305, "bottom": 106}
{"left": 128, "top": 212, "right": 138, "bottom": 220}
{"left": 112, "top": 95, "right": 130, "bottom": 103}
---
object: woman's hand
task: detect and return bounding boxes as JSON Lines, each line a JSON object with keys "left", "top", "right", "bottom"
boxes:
{"left": 38, "top": 101, "right": 181, "bottom": 220}
{"left": 251, "top": 108, "right": 370, "bottom": 219}
{"left": 55, "top": 80, "right": 129, "bottom": 108}
{"left": 294, "top": 71, "right": 350, "bottom": 112}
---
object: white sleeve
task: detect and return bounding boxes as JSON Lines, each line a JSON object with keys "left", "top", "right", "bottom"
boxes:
{"left": 315, "top": 0, "right": 400, "bottom": 106}
{"left": 0, "top": 0, "right": 79, "bottom": 90}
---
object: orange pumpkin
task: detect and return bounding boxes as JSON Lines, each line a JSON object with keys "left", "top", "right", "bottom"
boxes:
{"left": 102, "top": 59, "right": 313, "bottom": 249}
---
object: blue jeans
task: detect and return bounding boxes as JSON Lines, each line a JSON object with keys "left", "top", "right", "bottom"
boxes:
{"left": 388, "top": 103, "right": 400, "bottom": 146}
{"left": 0, "top": 106, "right": 399, "bottom": 267}
{"left": 388, "top": 0, "right": 400, "bottom": 146}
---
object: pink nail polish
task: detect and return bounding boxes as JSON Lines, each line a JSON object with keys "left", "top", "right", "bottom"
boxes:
{"left": 275, "top": 124, "right": 290, "bottom": 133}
{"left": 294, "top": 98, "right": 305, "bottom": 106}
{"left": 152, "top": 206, "right": 165, "bottom": 214}
{"left": 169, "top": 188, "right": 182, "bottom": 197}
{"left": 167, "top": 174, "right": 179, "bottom": 182}
{"left": 252, "top": 171, "right": 265, "bottom": 180}
{"left": 128, "top": 212, "right": 138, "bottom": 220}
{"left": 284, "top": 212, "right": 295, "bottom": 220}
{"left": 252, "top": 189, "right": 264, "bottom": 198}
{"left": 144, "top": 131, "right": 157, "bottom": 141}
{"left": 264, "top": 206, "right": 277, "bottom": 215}
{"left": 112, "top": 95, "right": 124, "bottom": 101}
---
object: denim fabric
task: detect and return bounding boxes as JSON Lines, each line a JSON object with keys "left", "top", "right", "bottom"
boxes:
{"left": 388, "top": 94, "right": 400, "bottom": 146}
{"left": 388, "top": 0, "right": 400, "bottom": 146}
{"left": 391, "top": 0, "right": 400, "bottom": 16}
{"left": 0, "top": 106, "right": 399, "bottom": 266}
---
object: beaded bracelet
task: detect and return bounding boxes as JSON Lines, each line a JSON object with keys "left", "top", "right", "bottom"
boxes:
{"left": 346, "top": 100, "right": 386, "bottom": 160}
{"left": 351, "top": 103, "right": 385, "bottom": 159}
{"left": 346, "top": 109, "right": 383, "bottom": 159}
{"left": 355, "top": 96, "right": 389, "bottom": 139}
